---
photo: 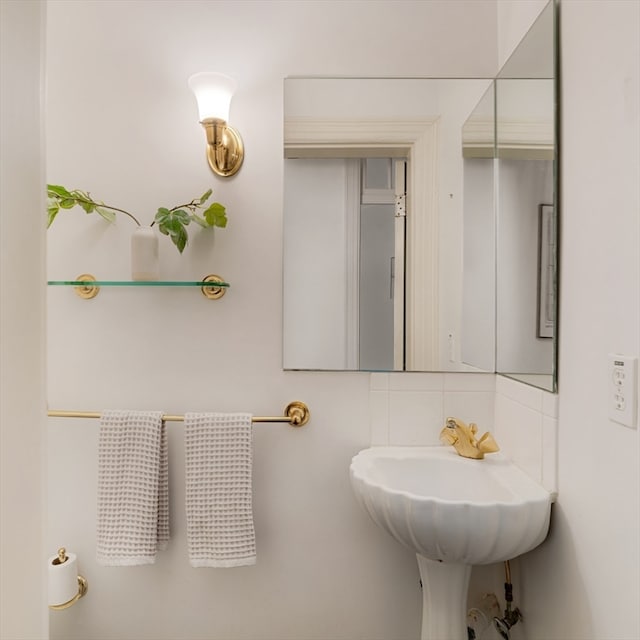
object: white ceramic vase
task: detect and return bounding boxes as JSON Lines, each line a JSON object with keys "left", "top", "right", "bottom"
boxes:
{"left": 130, "top": 226, "right": 159, "bottom": 281}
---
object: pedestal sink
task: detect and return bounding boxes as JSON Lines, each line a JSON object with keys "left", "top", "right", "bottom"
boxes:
{"left": 350, "top": 446, "right": 552, "bottom": 640}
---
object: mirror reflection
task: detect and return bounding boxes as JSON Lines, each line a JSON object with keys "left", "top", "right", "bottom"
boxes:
{"left": 460, "top": 84, "right": 496, "bottom": 373}
{"left": 284, "top": 78, "right": 494, "bottom": 372}
{"left": 495, "top": 0, "right": 556, "bottom": 391}
{"left": 282, "top": 0, "right": 557, "bottom": 392}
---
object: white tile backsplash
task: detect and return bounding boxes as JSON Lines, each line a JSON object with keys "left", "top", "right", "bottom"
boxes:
{"left": 542, "top": 415, "right": 559, "bottom": 497}
{"left": 370, "top": 373, "right": 390, "bottom": 391}
{"left": 495, "top": 376, "right": 558, "bottom": 494}
{"left": 369, "top": 390, "right": 389, "bottom": 445}
{"left": 494, "top": 394, "right": 543, "bottom": 483}
{"left": 369, "top": 373, "right": 496, "bottom": 447}
{"left": 496, "top": 375, "right": 543, "bottom": 411}
{"left": 443, "top": 391, "right": 495, "bottom": 432}
{"left": 368, "top": 372, "right": 559, "bottom": 496}
{"left": 388, "top": 391, "right": 443, "bottom": 445}
{"left": 443, "top": 373, "right": 496, "bottom": 392}
{"left": 389, "top": 372, "right": 444, "bottom": 391}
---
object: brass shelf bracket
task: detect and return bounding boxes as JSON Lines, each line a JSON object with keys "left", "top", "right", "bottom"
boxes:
{"left": 74, "top": 274, "right": 99, "bottom": 299}
{"left": 200, "top": 274, "right": 226, "bottom": 299}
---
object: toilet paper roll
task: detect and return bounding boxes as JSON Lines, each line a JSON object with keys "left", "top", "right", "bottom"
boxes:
{"left": 48, "top": 551, "right": 79, "bottom": 606}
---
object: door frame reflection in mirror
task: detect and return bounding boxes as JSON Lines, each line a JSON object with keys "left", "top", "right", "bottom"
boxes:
{"left": 284, "top": 115, "right": 441, "bottom": 371}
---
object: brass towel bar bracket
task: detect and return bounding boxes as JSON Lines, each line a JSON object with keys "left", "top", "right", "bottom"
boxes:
{"left": 47, "top": 401, "right": 310, "bottom": 427}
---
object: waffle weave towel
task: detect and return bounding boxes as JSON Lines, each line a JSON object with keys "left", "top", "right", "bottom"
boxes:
{"left": 185, "top": 412, "right": 256, "bottom": 568}
{"left": 97, "top": 410, "right": 169, "bottom": 565}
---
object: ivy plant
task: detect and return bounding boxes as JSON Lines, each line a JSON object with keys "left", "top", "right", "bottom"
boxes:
{"left": 46, "top": 184, "right": 227, "bottom": 253}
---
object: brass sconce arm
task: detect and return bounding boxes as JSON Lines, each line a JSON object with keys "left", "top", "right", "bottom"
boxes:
{"left": 200, "top": 117, "right": 244, "bottom": 177}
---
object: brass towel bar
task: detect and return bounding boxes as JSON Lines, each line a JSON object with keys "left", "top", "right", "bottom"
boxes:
{"left": 47, "top": 401, "right": 310, "bottom": 427}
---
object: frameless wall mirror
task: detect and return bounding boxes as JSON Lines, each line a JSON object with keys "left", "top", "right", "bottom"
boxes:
{"left": 282, "top": 0, "right": 557, "bottom": 393}
{"left": 283, "top": 78, "right": 494, "bottom": 373}
{"left": 495, "top": 0, "right": 557, "bottom": 391}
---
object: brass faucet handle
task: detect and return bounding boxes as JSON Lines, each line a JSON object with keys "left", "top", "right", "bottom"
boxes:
{"left": 477, "top": 431, "right": 500, "bottom": 454}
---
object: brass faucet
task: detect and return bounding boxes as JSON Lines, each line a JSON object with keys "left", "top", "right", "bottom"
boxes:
{"left": 439, "top": 417, "right": 500, "bottom": 460}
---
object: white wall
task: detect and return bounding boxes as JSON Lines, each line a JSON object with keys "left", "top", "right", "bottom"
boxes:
{"left": 0, "top": 1, "right": 48, "bottom": 638}
{"left": 44, "top": 2, "right": 497, "bottom": 639}
{"left": 518, "top": 1, "right": 640, "bottom": 638}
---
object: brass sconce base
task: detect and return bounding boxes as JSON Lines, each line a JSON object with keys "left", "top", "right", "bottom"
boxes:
{"left": 201, "top": 118, "right": 244, "bottom": 177}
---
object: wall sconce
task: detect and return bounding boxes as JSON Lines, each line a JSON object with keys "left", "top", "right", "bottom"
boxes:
{"left": 188, "top": 72, "right": 244, "bottom": 177}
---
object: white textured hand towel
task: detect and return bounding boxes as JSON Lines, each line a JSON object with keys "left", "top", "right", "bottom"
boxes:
{"left": 97, "top": 410, "right": 169, "bottom": 565}
{"left": 185, "top": 412, "right": 256, "bottom": 568}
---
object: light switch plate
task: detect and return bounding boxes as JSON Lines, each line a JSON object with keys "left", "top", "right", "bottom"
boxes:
{"left": 608, "top": 354, "right": 638, "bottom": 428}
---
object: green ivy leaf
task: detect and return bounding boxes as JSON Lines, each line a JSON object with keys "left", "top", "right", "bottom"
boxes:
{"left": 163, "top": 218, "right": 182, "bottom": 235}
{"left": 47, "top": 184, "right": 72, "bottom": 198}
{"left": 203, "top": 202, "right": 227, "bottom": 228}
{"left": 155, "top": 208, "right": 190, "bottom": 252}
{"left": 47, "top": 200, "right": 60, "bottom": 228}
{"left": 154, "top": 207, "right": 171, "bottom": 230}
{"left": 95, "top": 206, "right": 116, "bottom": 223}
{"left": 172, "top": 209, "right": 191, "bottom": 225}
{"left": 58, "top": 197, "right": 77, "bottom": 209}
{"left": 166, "top": 222, "right": 188, "bottom": 253}
{"left": 197, "top": 189, "right": 213, "bottom": 205}
{"left": 78, "top": 200, "right": 96, "bottom": 214}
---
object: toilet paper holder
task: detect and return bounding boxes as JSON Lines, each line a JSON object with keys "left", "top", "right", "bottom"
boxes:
{"left": 49, "top": 548, "right": 88, "bottom": 611}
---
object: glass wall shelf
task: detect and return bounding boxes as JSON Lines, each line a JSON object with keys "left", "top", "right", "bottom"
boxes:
{"left": 48, "top": 280, "right": 230, "bottom": 287}
{"left": 47, "top": 274, "right": 228, "bottom": 300}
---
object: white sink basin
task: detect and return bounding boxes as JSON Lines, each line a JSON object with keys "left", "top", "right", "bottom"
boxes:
{"left": 350, "top": 446, "right": 551, "bottom": 565}
{"left": 350, "top": 446, "right": 552, "bottom": 639}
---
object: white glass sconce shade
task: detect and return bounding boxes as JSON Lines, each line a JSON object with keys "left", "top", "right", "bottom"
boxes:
{"left": 188, "top": 72, "right": 236, "bottom": 122}
{"left": 188, "top": 72, "right": 244, "bottom": 177}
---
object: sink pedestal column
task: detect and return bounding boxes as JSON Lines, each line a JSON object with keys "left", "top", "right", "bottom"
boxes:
{"left": 416, "top": 555, "right": 471, "bottom": 640}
